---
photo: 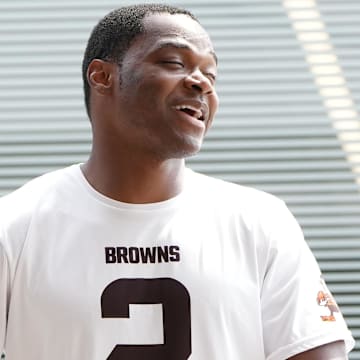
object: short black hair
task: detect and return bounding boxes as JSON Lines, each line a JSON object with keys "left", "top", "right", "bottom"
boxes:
{"left": 82, "top": 3, "right": 198, "bottom": 119}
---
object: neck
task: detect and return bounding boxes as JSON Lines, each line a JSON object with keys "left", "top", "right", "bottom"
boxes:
{"left": 81, "top": 151, "right": 186, "bottom": 204}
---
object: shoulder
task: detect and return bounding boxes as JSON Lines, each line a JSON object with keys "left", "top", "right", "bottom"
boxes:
{"left": 185, "top": 169, "right": 302, "bottom": 244}
{"left": 0, "top": 164, "right": 80, "bottom": 233}
{"left": 186, "top": 168, "right": 287, "bottom": 216}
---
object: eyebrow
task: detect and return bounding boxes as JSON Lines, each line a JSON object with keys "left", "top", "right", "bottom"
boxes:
{"left": 154, "top": 40, "right": 218, "bottom": 65}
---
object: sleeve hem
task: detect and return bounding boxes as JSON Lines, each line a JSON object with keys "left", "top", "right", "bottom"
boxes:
{"left": 266, "top": 331, "right": 355, "bottom": 360}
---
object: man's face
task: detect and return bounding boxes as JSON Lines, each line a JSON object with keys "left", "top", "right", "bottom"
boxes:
{"left": 111, "top": 13, "right": 219, "bottom": 159}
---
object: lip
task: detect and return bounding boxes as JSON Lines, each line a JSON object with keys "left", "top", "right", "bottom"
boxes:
{"left": 172, "top": 99, "right": 209, "bottom": 124}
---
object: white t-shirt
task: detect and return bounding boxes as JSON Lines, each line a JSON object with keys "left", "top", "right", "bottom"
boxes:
{"left": 0, "top": 165, "right": 355, "bottom": 359}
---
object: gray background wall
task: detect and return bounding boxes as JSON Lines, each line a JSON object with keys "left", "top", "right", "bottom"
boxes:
{"left": 0, "top": 0, "right": 359, "bottom": 357}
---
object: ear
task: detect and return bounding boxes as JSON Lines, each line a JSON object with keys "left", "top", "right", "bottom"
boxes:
{"left": 87, "top": 59, "right": 115, "bottom": 94}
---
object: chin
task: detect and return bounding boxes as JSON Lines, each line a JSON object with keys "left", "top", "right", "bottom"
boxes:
{"left": 171, "top": 138, "right": 203, "bottom": 159}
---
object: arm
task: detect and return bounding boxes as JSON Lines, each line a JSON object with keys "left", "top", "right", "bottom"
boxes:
{"left": 260, "top": 200, "right": 354, "bottom": 358}
{"left": 288, "top": 340, "right": 347, "bottom": 360}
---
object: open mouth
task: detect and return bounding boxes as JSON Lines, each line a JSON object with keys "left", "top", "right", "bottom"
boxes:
{"left": 175, "top": 105, "right": 204, "bottom": 121}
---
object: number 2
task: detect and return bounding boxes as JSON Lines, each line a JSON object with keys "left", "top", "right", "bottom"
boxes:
{"left": 101, "top": 278, "right": 192, "bottom": 359}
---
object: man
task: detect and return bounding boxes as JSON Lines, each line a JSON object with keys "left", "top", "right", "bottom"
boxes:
{"left": 0, "top": 3, "right": 355, "bottom": 359}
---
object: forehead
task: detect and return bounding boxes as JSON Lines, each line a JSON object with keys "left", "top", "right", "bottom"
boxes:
{"left": 137, "top": 13, "right": 215, "bottom": 58}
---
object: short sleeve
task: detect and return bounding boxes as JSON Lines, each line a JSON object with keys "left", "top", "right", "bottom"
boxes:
{"left": 0, "top": 241, "right": 9, "bottom": 356}
{"left": 261, "top": 201, "right": 355, "bottom": 360}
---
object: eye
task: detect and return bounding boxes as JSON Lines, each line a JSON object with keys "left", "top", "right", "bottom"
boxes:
{"left": 161, "top": 60, "right": 184, "bottom": 68}
{"left": 205, "top": 72, "right": 217, "bottom": 85}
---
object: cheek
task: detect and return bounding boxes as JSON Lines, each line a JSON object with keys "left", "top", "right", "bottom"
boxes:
{"left": 137, "top": 77, "right": 176, "bottom": 113}
{"left": 209, "top": 92, "right": 219, "bottom": 116}
{"left": 129, "top": 72, "right": 161, "bottom": 99}
{"left": 205, "top": 93, "right": 219, "bottom": 131}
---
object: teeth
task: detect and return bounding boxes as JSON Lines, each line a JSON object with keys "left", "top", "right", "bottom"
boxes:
{"left": 175, "top": 105, "right": 203, "bottom": 120}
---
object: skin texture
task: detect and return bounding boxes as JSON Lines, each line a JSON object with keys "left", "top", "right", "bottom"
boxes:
{"left": 83, "top": 13, "right": 218, "bottom": 203}
{"left": 82, "top": 12, "right": 348, "bottom": 358}
{"left": 287, "top": 340, "right": 347, "bottom": 359}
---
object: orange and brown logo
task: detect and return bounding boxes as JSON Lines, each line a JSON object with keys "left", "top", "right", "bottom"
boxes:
{"left": 317, "top": 278, "right": 339, "bottom": 322}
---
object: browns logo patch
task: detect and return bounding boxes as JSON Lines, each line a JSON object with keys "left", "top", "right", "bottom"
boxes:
{"left": 317, "top": 278, "right": 339, "bottom": 322}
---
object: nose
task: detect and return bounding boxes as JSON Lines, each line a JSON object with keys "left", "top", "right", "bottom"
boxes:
{"left": 184, "top": 70, "right": 214, "bottom": 95}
